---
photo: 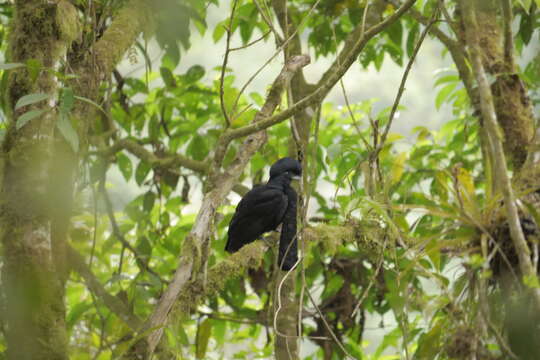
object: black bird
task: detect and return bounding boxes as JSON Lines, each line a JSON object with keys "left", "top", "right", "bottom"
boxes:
{"left": 225, "top": 157, "right": 301, "bottom": 270}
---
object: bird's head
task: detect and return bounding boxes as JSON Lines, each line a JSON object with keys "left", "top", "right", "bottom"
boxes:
{"left": 269, "top": 157, "right": 302, "bottom": 181}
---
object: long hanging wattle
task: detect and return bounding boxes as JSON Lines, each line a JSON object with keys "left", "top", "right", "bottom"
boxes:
{"left": 278, "top": 186, "right": 298, "bottom": 271}
{"left": 225, "top": 157, "right": 301, "bottom": 271}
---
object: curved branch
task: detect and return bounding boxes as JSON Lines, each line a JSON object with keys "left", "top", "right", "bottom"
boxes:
{"left": 222, "top": 0, "right": 417, "bottom": 143}
{"left": 459, "top": 0, "right": 540, "bottom": 308}
{"left": 136, "top": 54, "right": 311, "bottom": 358}
{"left": 106, "top": 138, "right": 208, "bottom": 174}
{"left": 68, "top": 246, "right": 143, "bottom": 330}
{"left": 103, "top": 138, "right": 249, "bottom": 196}
{"left": 94, "top": 0, "right": 151, "bottom": 75}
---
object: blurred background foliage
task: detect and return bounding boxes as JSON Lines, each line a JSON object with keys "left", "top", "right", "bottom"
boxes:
{"left": 0, "top": 0, "right": 539, "bottom": 359}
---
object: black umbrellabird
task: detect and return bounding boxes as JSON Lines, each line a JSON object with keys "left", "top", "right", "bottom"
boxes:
{"left": 225, "top": 157, "right": 301, "bottom": 270}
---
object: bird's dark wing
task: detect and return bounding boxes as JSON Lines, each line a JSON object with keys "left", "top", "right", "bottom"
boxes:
{"left": 278, "top": 186, "right": 298, "bottom": 271}
{"left": 226, "top": 185, "right": 288, "bottom": 253}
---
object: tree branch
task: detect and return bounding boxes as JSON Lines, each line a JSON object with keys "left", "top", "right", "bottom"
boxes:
{"left": 135, "top": 54, "right": 311, "bottom": 358}
{"left": 316, "top": 0, "right": 417, "bottom": 89}
{"left": 106, "top": 138, "right": 208, "bottom": 174}
{"left": 100, "top": 181, "right": 167, "bottom": 283}
{"left": 500, "top": 0, "right": 515, "bottom": 70}
{"left": 374, "top": 4, "right": 439, "bottom": 158}
{"left": 177, "top": 241, "right": 268, "bottom": 312}
{"left": 102, "top": 138, "right": 249, "bottom": 197}
{"left": 94, "top": 0, "right": 151, "bottom": 75}
{"left": 221, "top": 0, "right": 417, "bottom": 143}
{"left": 68, "top": 246, "right": 143, "bottom": 331}
{"left": 459, "top": 0, "right": 540, "bottom": 308}
{"left": 405, "top": 5, "right": 476, "bottom": 101}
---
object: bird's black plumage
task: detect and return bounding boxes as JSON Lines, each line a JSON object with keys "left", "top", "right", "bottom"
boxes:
{"left": 226, "top": 157, "right": 301, "bottom": 270}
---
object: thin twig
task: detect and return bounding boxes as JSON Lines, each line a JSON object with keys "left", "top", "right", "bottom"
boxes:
{"left": 500, "top": 0, "right": 515, "bottom": 70}
{"left": 330, "top": 16, "right": 372, "bottom": 151}
{"left": 253, "top": 0, "right": 284, "bottom": 44}
{"left": 306, "top": 289, "right": 355, "bottom": 360}
{"left": 374, "top": 5, "right": 439, "bottom": 159}
{"left": 68, "top": 246, "right": 143, "bottom": 330}
{"left": 230, "top": 30, "right": 271, "bottom": 51}
{"left": 459, "top": 0, "right": 540, "bottom": 308}
{"left": 89, "top": 181, "right": 99, "bottom": 268}
{"left": 230, "top": 0, "right": 323, "bottom": 117}
{"left": 219, "top": 0, "right": 239, "bottom": 127}
{"left": 222, "top": 0, "right": 417, "bottom": 144}
{"left": 99, "top": 181, "right": 167, "bottom": 284}
{"left": 351, "top": 239, "right": 387, "bottom": 316}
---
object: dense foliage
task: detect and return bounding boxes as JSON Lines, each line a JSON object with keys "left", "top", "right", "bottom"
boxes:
{"left": 0, "top": 0, "right": 539, "bottom": 359}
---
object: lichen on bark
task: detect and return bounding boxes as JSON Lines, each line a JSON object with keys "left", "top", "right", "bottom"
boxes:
{"left": 176, "top": 241, "right": 267, "bottom": 314}
{"left": 0, "top": 1, "right": 80, "bottom": 359}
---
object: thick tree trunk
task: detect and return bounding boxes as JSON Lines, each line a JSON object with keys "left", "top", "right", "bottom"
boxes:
{"left": 0, "top": 1, "right": 78, "bottom": 359}
{"left": 468, "top": 0, "right": 535, "bottom": 169}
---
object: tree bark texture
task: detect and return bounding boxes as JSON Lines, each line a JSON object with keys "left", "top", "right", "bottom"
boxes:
{"left": 463, "top": 0, "right": 535, "bottom": 169}
{"left": 0, "top": 1, "right": 79, "bottom": 359}
{"left": 0, "top": 1, "right": 150, "bottom": 359}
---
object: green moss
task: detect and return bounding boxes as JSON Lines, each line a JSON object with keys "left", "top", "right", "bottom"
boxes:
{"left": 5, "top": 1, "right": 79, "bottom": 113}
{"left": 176, "top": 241, "right": 266, "bottom": 314}
{"left": 492, "top": 74, "right": 535, "bottom": 169}
{"left": 304, "top": 224, "right": 358, "bottom": 256}
{"left": 56, "top": 1, "right": 80, "bottom": 43}
{"left": 95, "top": 0, "right": 152, "bottom": 73}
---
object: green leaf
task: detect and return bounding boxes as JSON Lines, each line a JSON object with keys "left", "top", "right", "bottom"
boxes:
{"left": 177, "top": 324, "right": 190, "bottom": 346}
{"left": 386, "top": 20, "right": 403, "bottom": 47}
{"left": 135, "top": 161, "right": 152, "bottom": 186}
{"left": 66, "top": 301, "right": 92, "bottom": 329}
{"left": 15, "top": 93, "right": 51, "bottom": 110}
{"left": 406, "top": 23, "right": 419, "bottom": 58}
{"left": 187, "top": 135, "right": 208, "bottom": 161}
{"left": 74, "top": 95, "right": 107, "bottom": 116}
{"left": 523, "top": 274, "right": 540, "bottom": 289}
{"left": 160, "top": 67, "right": 176, "bottom": 87}
{"left": 435, "top": 83, "right": 456, "bottom": 110}
{"left": 185, "top": 65, "right": 205, "bottom": 83}
{"left": 322, "top": 275, "right": 344, "bottom": 298}
{"left": 16, "top": 109, "right": 46, "bottom": 130}
{"left": 56, "top": 114, "right": 79, "bottom": 152}
{"left": 136, "top": 236, "right": 152, "bottom": 260}
{"left": 196, "top": 318, "right": 212, "bottom": 359}
{"left": 143, "top": 191, "right": 156, "bottom": 212}
{"left": 0, "top": 63, "right": 24, "bottom": 70}
{"left": 415, "top": 322, "right": 443, "bottom": 358}
{"left": 391, "top": 152, "right": 407, "bottom": 185}
{"left": 60, "top": 87, "right": 75, "bottom": 115}
{"left": 26, "top": 58, "right": 42, "bottom": 83}
{"left": 117, "top": 153, "right": 133, "bottom": 181}
{"left": 212, "top": 21, "right": 226, "bottom": 42}
{"left": 434, "top": 74, "right": 459, "bottom": 87}
{"left": 212, "top": 319, "right": 226, "bottom": 346}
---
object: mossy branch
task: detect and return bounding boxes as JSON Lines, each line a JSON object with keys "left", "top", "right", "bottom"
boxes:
{"left": 459, "top": 0, "right": 540, "bottom": 308}
{"left": 94, "top": 0, "right": 151, "bottom": 75}
{"left": 177, "top": 224, "right": 364, "bottom": 315}
{"left": 136, "top": 53, "right": 311, "bottom": 358}
{"left": 177, "top": 241, "right": 268, "bottom": 313}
